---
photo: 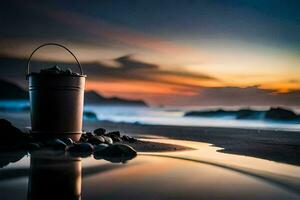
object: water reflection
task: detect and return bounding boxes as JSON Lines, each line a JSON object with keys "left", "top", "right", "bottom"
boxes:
{"left": 0, "top": 139, "right": 300, "bottom": 200}
{"left": 28, "top": 152, "right": 82, "bottom": 200}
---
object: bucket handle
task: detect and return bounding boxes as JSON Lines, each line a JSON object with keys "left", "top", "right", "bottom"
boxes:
{"left": 27, "top": 43, "right": 83, "bottom": 76}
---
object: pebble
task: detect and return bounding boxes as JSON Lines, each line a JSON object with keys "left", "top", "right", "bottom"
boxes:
{"left": 93, "top": 144, "right": 137, "bottom": 162}
{"left": 45, "top": 139, "right": 67, "bottom": 150}
{"left": 88, "top": 136, "right": 105, "bottom": 145}
{"left": 106, "top": 131, "right": 121, "bottom": 138}
{"left": 94, "top": 128, "right": 106, "bottom": 136}
{"left": 67, "top": 143, "right": 94, "bottom": 153}
{"left": 94, "top": 143, "right": 109, "bottom": 152}
{"left": 102, "top": 136, "right": 113, "bottom": 144}
{"left": 86, "top": 132, "right": 95, "bottom": 138}
{"left": 122, "top": 135, "right": 138, "bottom": 143}
{"left": 110, "top": 136, "right": 122, "bottom": 143}
{"left": 61, "top": 138, "right": 74, "bottom": 146}
{"left": 65, "top": 68, "right": 72, "bottom": 74}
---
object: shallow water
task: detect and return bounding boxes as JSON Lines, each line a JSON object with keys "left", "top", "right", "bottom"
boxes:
{"left": 85, "top": 105, "right": 300, "bottom": 131}
{"left": 2, "top": 101, "right": 300, "bottom": 131}
{"left": 0, "top": 139, "right": 300, "bottom": 200}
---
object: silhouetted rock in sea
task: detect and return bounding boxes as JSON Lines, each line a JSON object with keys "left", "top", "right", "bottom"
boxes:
{"left": 265, "top": 107, "right": 299, "bottom": 121}
{"left": 83, "top": 111, "right": 98, "bottom": 120}
{"left": 184, "top": 109, "right": 236, "bottom": 117}
{"left": 0, "top": 78, "right": 147, "bottom": 107}
{"left": 85, "top": 90, "right": 147, "bottom": 106}
{"left": 0, "top": 80, "right": 27, "bottom": 100}
{"left": 184, "top": 107, "right": 300, "bottom": 122}
{"left": 236, "top": 109, "right": 264, "bottom": 119}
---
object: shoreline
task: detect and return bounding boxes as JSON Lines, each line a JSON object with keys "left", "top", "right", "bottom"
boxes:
{"left": 85, "top": 120, "right": 300, "bottom": 166}
{"left": 1, "top": 112, "right": 300, "bottom": 166}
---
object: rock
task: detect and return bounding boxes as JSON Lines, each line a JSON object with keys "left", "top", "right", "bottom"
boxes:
{"left": 45, "top": 139, "right": 67, "bottom": 150}
{"left": 27, "top": 143, "right": 41, "bottom": 151}
{"left": 40, "top": 65, "right": 61, "bottom": 74}
{"left": 97, "top": 136, "right": 106, "bottom": 143}
{"left": 121, "top": 135, "right": 138, "bottom": 143}
{"left": 93, "top": 144, "right": 137, "bottom": 163}
{"left": 265, "top": 107, "right": 299, "bottom": 121}
{"left": 94, "top": 143, "right": 109, "bottom": 152}
{"left": 83, "top": 111, "right": 98, "bottom": 120}
{"left": 87, "top": 136, "right": 105, "bottom": 146}
{"left": 79, "top": 134, "right": 88, "bottom": 142}
{"left": 67, "top": 143, "right": 94, "bottom": 153}
{"left": 106, "top": 131, "right": 121, "bottom": 138}
{"left": 236, "top": 109, "right": 264, "bottom": 120}
{"left": 0, "top": 151, "right": 27, "bottom": 168}
{"left": 61, "top": 138, "right": 74, "bottom": 146}
{"left": 93, "top": 128, "right": 106, "bottom": 136}
{"left": 65, "top": 68, "right": 72, "bottom": 74}
{"left": 86, "top": 132, "right": 95, "bottom": 138}
{"left": 102, "top": 136, "right": 113, "bottom": 144}
{"left": 111, "top": 136, "right": 122, "bottom": 143}
{"left": 0, "top": 119, "right": 30, "bottom": 149}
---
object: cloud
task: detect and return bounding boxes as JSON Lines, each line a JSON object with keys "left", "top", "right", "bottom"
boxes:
{"left": 0, "top": 54, "right": 216, "bottom": 89}
{"left": 172, "top": 86, "right": 300, "bottom": 106}
{"left": 83, "top": 54, "right": 217, "bottom": 88}
{"left": 0, "top": 55, "right": 299, "bottom": 106}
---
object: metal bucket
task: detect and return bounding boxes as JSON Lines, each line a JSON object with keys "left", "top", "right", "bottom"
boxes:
{"left": 27, "top": 43, "right": 86, "bottom": 141}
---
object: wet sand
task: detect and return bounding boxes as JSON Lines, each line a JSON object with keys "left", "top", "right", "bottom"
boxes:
{"left": 85, "top": 120, "right": 300, "bottom": 166}
{"left": 1, "top": 112, "right": 300, "bottom": 165}
{"left": 122, "top": 140, "right": 194, "bottom": 152}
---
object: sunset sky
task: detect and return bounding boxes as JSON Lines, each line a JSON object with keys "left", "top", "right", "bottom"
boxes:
{"left": 1, "top": 0, "right": 300, "bottom": 106}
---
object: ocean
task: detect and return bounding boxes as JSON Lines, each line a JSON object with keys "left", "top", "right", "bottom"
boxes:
{"left": 85, "top": 105, "right": 300, "bottom": 131}
{"left": 1, "top": 100, "right": 300, "bottom": 131}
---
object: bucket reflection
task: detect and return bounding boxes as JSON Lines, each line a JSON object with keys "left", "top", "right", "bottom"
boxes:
{"left": 28, "top": 153, "right": 81, "bottom": 200}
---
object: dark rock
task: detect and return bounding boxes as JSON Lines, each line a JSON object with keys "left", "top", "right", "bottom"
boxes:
{"left": 87, "top": 136, "right": 105, "bottom": 146}
{"left": 86, "top": 132, "right": 95, "bottom": 138}
{"left": 85, "top": 90, "right": 148, "bottom": 106}
{"left": 236, "top": 109, "right": 264, "bottom": 120}
{"left": 94, "top": 143, "right": 109, "bottom": 152}
{"left": 67, "top": 143, "right": 94, "bottom": 153}
{"left": 111, "top": 136, "right": 122, "bottom": 143}
{"left": 84, "top": 112, "right": 97, "bottom": 120}
{"left": 0, "top": 151, "right": 27, "bottom": 168}
{"left": 93, "top": 144, "right": 137, "bottom": 163}
{"left": 83, "top": 111, "right": 98, "bottom": 120}
{"left": 184, "top": 109, "right": 236, "bottom": 117}
{"left": 102, "top": 136, "right": 113, "bottom": 144}
{"left": 79, "top": 134, "right": 88, "bottom": 142}
{"left": 97, "top": 136, "right": 105, "bottom": 143}
{"left": 122, "top": 135, "right": 138, "bottom": 143}
{"left": 27, "top": 143, "right": 41, "bottom": 151}
{"left": 0, "top": 79, "right": 28, "bottom": 100}
{"left": 265, "top": 107, "right": 299, "bottom": 121}
{"left": 106, "top": 131, "right": 121, "bottom": 138}
{"left": 93, "top": 128, "right": 106, "bottom": 136}
{"left": 61, "top": 138, "right": 74, "bottom": 146}
{"left": 0, "top": 119, "right": 30, "bottom": 149}
{"left": 45, "top": 139, "right": 67, "bottom": 150}
{"left": 65, "top": 68, "right": 72, "bottom": 74}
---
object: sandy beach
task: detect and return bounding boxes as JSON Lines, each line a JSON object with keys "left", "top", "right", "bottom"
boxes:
{"left": 2, "top": 112, "right": 300, "bottom": 166}
{"left": 83, "top": 120, "right": 300, "bottom": 166}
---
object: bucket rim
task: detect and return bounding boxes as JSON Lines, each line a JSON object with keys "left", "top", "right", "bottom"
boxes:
{"left": 27, "top": 73, "right": 87, "bottom": 78}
